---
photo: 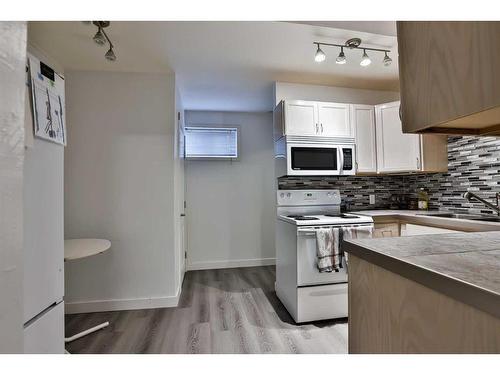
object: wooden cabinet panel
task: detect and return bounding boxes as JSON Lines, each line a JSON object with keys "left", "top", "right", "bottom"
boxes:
{"left": 400, "top": 223, "right": 462, "bottom": 236}
{"left": 352, "top": 104, "right": 377, "bottom": 173}
{"left": 348, "top": 255, "right": 500, "bottom": 353}
{"left": 375, "top": 101, "right": 421, "bottom": 173}
{"left": 284, "top": 100, "right": 317, "bottom": 136}
{"left": 397, "top": 21, "right": 500, "bottom": 135}
{"left": 317, "top": 102, "right": 352, "bottom": 137}
{"left": 373, "top": 222, "right": 400, "bottom": 238}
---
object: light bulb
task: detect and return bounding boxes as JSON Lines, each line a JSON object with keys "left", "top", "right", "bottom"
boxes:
{"left": 105, "top": 48, "right": 116, "bottom": 61}
{"left": 93, "top": 28, "right": 106, "bottom": 46}
{"left": 383, "top": 52, "right": 392, "bottom": 66}
{"left": 314, "top": 45, "right": 326, "bottom": 63}
{"left": 360, "top": 49, "right": 371, "bottom": 67}
{"left": 336, "top": 47, "right": 346, "bottom": 64}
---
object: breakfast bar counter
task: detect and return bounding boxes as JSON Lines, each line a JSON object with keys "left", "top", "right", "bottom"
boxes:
{"left": 343, "top": 230, "right": 500, "bottom": 353}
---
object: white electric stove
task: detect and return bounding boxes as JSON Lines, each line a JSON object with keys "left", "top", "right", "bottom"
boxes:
{"left": 275, "top": 189, "right": 373, "bottom": 323}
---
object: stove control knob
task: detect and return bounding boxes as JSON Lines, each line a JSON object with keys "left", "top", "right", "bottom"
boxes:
{"left": 286, "top": 193, "right": 291, "bottom": 198}
{"left": 327, "top": 192, "right": 332, "bottom": 197}
{"left": 280, "top": 193, "right": 285, "bottom": 198}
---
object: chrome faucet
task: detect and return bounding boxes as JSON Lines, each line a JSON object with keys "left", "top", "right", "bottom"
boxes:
{"left": 463, "top": 190, "right": 500, "bottom": 216}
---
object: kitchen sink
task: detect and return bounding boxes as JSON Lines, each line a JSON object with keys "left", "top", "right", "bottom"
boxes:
{"left": 417, "top": 212, "right": 500, "bottom": 222}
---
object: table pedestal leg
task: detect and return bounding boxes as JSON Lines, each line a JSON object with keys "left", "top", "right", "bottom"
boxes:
{"left": 65, "top": 321, "right": 109, "bottom": 343}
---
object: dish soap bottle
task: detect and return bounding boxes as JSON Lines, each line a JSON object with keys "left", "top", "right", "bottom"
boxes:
{"left": 417, "top": 188, "right": 429, "bottom": 210}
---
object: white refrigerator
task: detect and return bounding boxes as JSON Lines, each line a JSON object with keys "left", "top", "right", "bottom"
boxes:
{"left": 23, "top": 124, "right": 65, "bottom": 353}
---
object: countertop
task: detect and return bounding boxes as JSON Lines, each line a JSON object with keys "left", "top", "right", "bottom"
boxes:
{"left": 350, "top": 209, "right": 500, "bottom": 232}
{"left": 344, "top": 226, "right": 500, "bottom": 319}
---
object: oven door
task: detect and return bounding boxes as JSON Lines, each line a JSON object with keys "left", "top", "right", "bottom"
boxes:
{"left": 286, "top": 143, "right": 355, "bottom": 176}
{"left": 296, "top": 226, "right": 349, "bottom": 287}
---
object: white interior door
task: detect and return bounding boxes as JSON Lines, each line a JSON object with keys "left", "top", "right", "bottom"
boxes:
{"left": 177, "top": 113, "right": 186, "bottom": 281}
{"left": 352, "top": 104, "right": 377, "bottom": 173}
{"left": 284, "top": 100, "right": 317, "bottom": 136}
{"left": 318, "top": 102, "right": 352, "bottom": 137}
{"left": 375, "top": 101, "right": 421, "bottom": 173}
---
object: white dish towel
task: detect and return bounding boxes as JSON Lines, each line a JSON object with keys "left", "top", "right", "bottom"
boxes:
{"left": 315, "top": 227, "right": 340, "bottom": 273}
{"left": 341, "top": 226, "right": 374, "bottom": 265}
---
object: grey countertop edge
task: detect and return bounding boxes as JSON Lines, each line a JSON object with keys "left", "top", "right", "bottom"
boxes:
{"left": 344, "top": 240, "right": 500, "bottom": 320}
{"left": 349, "top": 210, "right": 500, "bottom": 232}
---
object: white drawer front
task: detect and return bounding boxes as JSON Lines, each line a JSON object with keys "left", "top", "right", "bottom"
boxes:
{"left": 297, "top": 283, "right": 348, "bottom": 322}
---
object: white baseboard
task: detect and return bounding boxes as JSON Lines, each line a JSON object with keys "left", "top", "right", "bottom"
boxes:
{"left": 187, "top": 257, "right": 275, "bottom": 271}
{"left": 65, "top": 287, "right": 181, "bottom": 315}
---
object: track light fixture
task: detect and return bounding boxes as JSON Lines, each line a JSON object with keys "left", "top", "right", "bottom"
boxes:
{"left": 360, "top": 49, "right": 371, "bottom": 67}
{"left": 93, "top": 28, "right": 106, "bottom": 45}
{"left": 336, "top": 46, "right": 346, "bottom": 65}
{"left": 313, "top": 38, "right": 392, "bottom": 67}
{"left": 105, "top": 47, "right": 116, "bottom": 61}
{"left": 314, "top": 43, "right": 326, "bottom": 63}
{"left": 89, "top": 21, "right": 117, "bottom": 62}
{"left": 383, "top": 52, "right": 392, "bottom": 66}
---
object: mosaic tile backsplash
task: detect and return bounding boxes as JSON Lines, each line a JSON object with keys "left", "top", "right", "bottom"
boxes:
{"left": 408, "top": 136, "right": 500, "bottom": 215}
{"left": 278, "top": 136, "right": 500, "bottom": 214}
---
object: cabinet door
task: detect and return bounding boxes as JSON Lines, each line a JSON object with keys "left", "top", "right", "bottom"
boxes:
{"left": 375, "top": 101, "right": 421, "bottom": 173}
{"left": 317, "top": 102, "right": 352, "bottom": 137}
{"left": 284, "top": 100, "right": 318, "bottom": 136}
{"left": 352, "top": 104, "right": 376, "bottom": 173}
{"left": 273, "top": 101, "right": 285, "bottom": 141}
{"left": 373, "top": 222, "right": 400, "bottom": 238}
{"left": 400, "top": 223, "right": 462, "bottom": 236}
{"left": 397, "top": 22, "right": 500, "bottom": 134}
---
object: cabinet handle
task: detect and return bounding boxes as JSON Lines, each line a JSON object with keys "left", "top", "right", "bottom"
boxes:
{"left": 316, "top": 123, "right": 319, "bottom": 133}
{"left": 416, "top": 157, "right": 421, "bottom": 169}
{"left": 399, "top": 104, "right": 402, "bottom": 121}
{"left": 321, "top": 123, "right": 323, "bottom": 133}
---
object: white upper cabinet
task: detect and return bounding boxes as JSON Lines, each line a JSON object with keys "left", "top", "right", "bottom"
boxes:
{"left": 280, "top": 100, "right": 354, "bottom": 138}
{"left": 375, "top": 101, "right": 421, "bottom": 173}
{"left": 284, "top": 100, "right": 318, "bottom": 136}
{"left": 351, "top": 104, "right": 377, "bottom": 173}
{"left": 273, "top": 99, "right": 448, "bottom": 175}
{"left": 317, "top": 102, "right": 352, "bottom": 138}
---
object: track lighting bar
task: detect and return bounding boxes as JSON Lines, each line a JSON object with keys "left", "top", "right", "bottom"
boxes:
{"left": 313, "top": 41, "right": 390, "bottom": 54}
{"left": 313, "top": 38, "right": 392, "bottom": 67}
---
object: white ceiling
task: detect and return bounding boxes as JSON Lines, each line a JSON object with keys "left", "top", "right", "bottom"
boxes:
{"left": 28, "top": 21, "right": 399, "bottom": 112}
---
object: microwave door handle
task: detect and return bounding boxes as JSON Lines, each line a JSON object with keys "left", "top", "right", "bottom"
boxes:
{"left": 338, "top": 148, "right": 344, "bottom": 174}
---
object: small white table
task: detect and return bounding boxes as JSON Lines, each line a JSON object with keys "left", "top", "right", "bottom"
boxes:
{"left": 64, "top": 239, "right": 111, "bottom": 343}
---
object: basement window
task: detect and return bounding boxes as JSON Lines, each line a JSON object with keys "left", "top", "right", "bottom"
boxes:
{"left": 185, "top": 125, "right": 240, "bottom": 160}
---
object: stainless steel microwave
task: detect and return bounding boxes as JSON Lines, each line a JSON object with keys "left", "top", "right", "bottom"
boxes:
{"left": 284, "top": 141, "right": 356, "bottom": 176}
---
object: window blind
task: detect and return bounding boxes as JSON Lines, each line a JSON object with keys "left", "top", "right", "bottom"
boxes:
{"left": 185, "top": 126, "right": 238, "bottom": 159}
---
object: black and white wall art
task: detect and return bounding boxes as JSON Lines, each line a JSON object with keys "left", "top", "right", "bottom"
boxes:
{"left": 28, "top": 54, "right": 66, "bottom": 146}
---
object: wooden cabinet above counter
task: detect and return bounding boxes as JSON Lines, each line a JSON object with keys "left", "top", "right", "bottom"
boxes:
{"left": 397, "top": 21, "right": 500, "bottom": 135}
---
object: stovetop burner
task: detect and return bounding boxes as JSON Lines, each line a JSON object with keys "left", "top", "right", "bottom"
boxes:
{"left": 287, "top": 215, "right": 319, "bottom": 221}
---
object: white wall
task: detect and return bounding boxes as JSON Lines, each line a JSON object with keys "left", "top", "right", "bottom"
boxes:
{"left": 64, "top": 71, "right": 179, "bottom": 313}
{"left": 274, "top": 81, "right": 400, "bottom": 106}
{"left": 185, "top": 111, "right": 275, "bottom": 270}
{"left": 0, "top": 21, "right": 27, "bottom": 354}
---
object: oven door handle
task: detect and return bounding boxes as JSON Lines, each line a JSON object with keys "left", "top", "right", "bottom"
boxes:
{"left": 297, "top": 230, "right": 317, "bottom": 236}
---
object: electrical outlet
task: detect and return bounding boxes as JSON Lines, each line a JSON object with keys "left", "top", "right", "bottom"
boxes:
{"left": 369, "top": 194, "right": 376, "bottom": 205}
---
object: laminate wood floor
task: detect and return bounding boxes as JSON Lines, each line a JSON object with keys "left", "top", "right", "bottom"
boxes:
{"left": 65, "top": 266, "right": 348, "bottom": 354}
